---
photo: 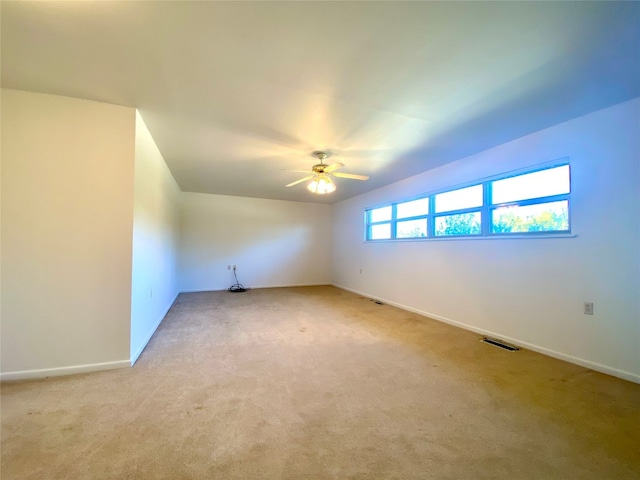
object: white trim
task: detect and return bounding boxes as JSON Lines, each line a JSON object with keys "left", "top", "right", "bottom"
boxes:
{"left": 363, "top": 233, "right": 577, "bottom": 243}
{"left": 244, "top": 282, "right": 330, "bottom": 290}
{"left": 332, "top": 284, "right": 640, "bottom": 385}
{"left": 179, "top": 288, "right": 228, "bottom": 293}
{"left": 179, "top": 283, "right": 330, "bottom": 294}
{"left": 130, "top": 292, "right": 179, "bottom": 365}
{"left": 0, "top": 360, "right": 130, "bottom": 382}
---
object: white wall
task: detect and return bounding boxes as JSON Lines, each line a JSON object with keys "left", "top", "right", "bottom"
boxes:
{"left": 332, "top": 98, "right": 640, "bottom": 383}
{"left": 179, "top": 193, "right": 332, "bottom": 292}
{"left": 130, "top": 111, "right": 181, "bottom": 363}
{"left": 1, "top": 89, "right": 136, "bottom": 379}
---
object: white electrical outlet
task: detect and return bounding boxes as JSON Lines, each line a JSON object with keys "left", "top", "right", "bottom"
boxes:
{"left": 584, "top": 302, "right": 594, "bottom": 315}
{"left": 233, "top": 264, "right": 237, "bottom": 270}
{"left": 227, "top": 265, "right": 231, "bottom": 270}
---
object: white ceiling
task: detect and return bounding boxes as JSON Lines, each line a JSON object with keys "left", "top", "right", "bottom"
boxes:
{"left": 2, "top": 1, "right": 639, "bottom": 204}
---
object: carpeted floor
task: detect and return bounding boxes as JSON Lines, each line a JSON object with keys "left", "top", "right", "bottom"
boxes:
{"left": 2, "top": 286, "right": 639, "bottom": 479}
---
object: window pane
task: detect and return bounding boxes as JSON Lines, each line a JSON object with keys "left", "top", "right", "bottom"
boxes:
{"left": 435, "top": 185, "right": 483, "bottom": 213}
{"left": 492, "top": 165, "right": 569, "bottom": 204}
{"left": 491, "top": 200, "right": 569, "bottom": 233}
{"left": 397, "top": 198, "right": 428, "bottom": 219}
{"left": 434, "top": 212, "right": 481, "bottom": 236}
{"left": 397, "top": 219, "right": 427, "bottom": 238}
{"left": 370, "top": 223, "right": 391, "bottom": 240}
{"left": 369, "top": 206, "right": 392, "bottom": 223}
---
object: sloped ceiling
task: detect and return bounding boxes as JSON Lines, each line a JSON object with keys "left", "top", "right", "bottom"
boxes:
{"left": 2, "top": 1, "right": 639, "bottom": 203}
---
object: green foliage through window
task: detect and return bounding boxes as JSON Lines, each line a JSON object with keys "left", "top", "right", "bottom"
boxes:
{"left": 435, "top": 213, "right": 481, "bottom": 236}
{"left": 491, "top": 201, "right": 569, "bottom": 234}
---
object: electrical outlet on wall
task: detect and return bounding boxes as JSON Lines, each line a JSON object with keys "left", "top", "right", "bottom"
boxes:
{"left": 227, "top": 265, "right": 231, "bottom": 270}
{"left": 584, "top": 302, "right": 594, "bottom": 315}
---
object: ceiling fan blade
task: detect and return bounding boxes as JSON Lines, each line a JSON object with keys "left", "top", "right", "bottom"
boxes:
{"left": 333, "top": 172, "right": 369, "bottom": 181}
{"left": 285, "top": 175, "right": 315, "bottom": 187}
{"left": 323, "top": 162, "right": 345, "bottom": 173}
{"left": 283, "top": 169, "right": 313, "bottom": 173}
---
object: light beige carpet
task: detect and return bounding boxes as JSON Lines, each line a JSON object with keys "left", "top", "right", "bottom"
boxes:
{"left": 2, "top": 286, "right": 639, "bottom": 479}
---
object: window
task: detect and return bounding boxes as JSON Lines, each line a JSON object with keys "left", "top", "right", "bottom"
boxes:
{"left": 433, "top": 185, "right": 483, "bottom": 237}
{"left": 491, "top": 165, "right": 569, "bottom": 204}
{"left": 365, "top": 162, "right": 571, "bottom": 241}
{"left": 435, "top": 212, "right": 482, "bottom": 236}
{"left": 370, "top": 222, "right": 391, "bottom": 240}
{"left": 366, "top": 206, "right": 392, "bottom": 240}
{"left": 489, "top": 164, "right": 570, "bottom": 234}
{"left": 397, "top": 198, "right": 429, "bottom": 219}
{"left": 365, "top": 197, "right": 429, "bottom": 240}
{"left": 397, "top": 198, "right": 428, "bottom": 238}
{"left": 491, "top": 201, "right": 568, "bottom": 233}
{"left": 397, "top": 218, "right": 427, "bottom": 238}
{"left": 434, "top": 185, "right": 483, "bottom": 213}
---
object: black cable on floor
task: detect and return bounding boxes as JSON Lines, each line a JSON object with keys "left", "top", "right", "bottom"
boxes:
{"left": 228, "top": 267, "right": 248, "bottom": 293}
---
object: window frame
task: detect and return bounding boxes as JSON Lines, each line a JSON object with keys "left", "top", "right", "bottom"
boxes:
{"left": 365, "top": 195, "right": 430, "bottom": 241}
{"left": 365, "top": 204, "right": 393, "bottom": 240}
{"left": 364, "top": 159, "right": 571, "bottom": 242}
{"left": 431, "top": 184, "right": 484, "bottom": 238}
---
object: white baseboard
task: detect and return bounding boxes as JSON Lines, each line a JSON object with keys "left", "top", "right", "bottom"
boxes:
{"left": 130, "top": 292, "right": 179, "bottom": 365}
{"left": 332, "top": 283, "right": 640, "bottom": 385}
{"left": 0, "top": 360, "right": 130, "bottom": 382}
{"left": 246, "top": 282, "right": 330, "bottom": 289}
{"left": 179, "top": 282, "right": 330, "bottom": 294}
{"left": 178, "top": 287, "right": 227, "bottom": 293}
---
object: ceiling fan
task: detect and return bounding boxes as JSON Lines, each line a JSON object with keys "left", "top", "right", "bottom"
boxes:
{"left": 285, "top": 151, "right": 369, "bottom": 194}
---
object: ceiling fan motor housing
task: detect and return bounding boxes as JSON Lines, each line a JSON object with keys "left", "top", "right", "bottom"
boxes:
{"left": 311, "top": 151, "right": 330, "bottom": 173}
{"left": 285, "top": 150, "right": 367, "bottom": 190}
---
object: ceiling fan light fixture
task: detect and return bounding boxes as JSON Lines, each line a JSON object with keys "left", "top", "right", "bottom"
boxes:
{"left": 307, "top": 174, "right": 336, "bottom": 194}
{"left": 286, "top": 150, "right": 367, "bottom": 193}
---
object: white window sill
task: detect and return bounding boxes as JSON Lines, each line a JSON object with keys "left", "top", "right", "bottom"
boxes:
{"left": 364, "top": 233, "right": 577, "bottom": 243}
